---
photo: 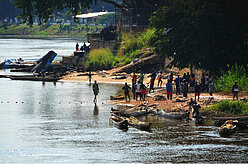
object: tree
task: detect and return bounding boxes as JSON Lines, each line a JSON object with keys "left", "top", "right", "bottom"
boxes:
{"left": 150, "top": 0, "right": 248, "bottom": 73}
{"left": 13, "top": 0, "right": 167, "bottom": 25}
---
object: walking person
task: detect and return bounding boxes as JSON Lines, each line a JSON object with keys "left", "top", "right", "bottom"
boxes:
{"left": 149, "top": 76, "right": 155, "bottom": 93}
{"left": 194, "top": 82, "right": 201, "bottom": 101}
{"left": 232, "top": 81, "right": 239, "bottom": 100}
{"left": 157, "top": 72, "right": 163, "bottom": 87}
{"left": 166, "top": 80, "right": 173, "bottom": 100}
{"left": 93, "top": 80, "right": 99, "bottom": 103}
{"left": 122, "top": 82, "right": 131, "bottom": 102}
{"left": 208, "top": 81, "right": 214, "bottom": 96}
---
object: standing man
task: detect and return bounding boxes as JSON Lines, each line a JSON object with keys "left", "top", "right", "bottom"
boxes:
{"left": 88, "top": 71, "right": 92, "bottom": 85}
{"left": 132, "top": 72, "right": 137, "bottom": 83}
{"left": 76, "top": 42, "right": 79, "bottom": 51}
{"left": 208, "top": 81, "right": 214, "bottom": 96}
{"left": 175, "top": 75, "right": 181, "bottom": 95}
{"left": 232, "top": 81, "right": 239, "bottom": 100}
{"left": 182, "top": 79, "right": 188, "bottom": 98}
{"left": 139, "top": 72, "right": 144, "bottom": 83}
{"left": 131, "top": 79, "right": 136, "bottom": 99}
{"left": 194, "top": 82, "right": 201, "bottom": 101}
{"left": 166, "top": 80, "right": 173, "bottom": 100}
{"left": 135, "top": 81, "right": 142, "bottom": 101}
{"left": 122, "top": 82, "right": 131, "bottom": 102}
{"left": 93, "top": 80, "right": 99, "bottom": 102}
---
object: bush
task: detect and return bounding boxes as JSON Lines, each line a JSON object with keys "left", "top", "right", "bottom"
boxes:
{"left": 214, "top": 64, "right": 248, "bottom": 93}
{"left": 116, "top": 28, "right": 155, "bottom": 65}
{"left": 209, "top": 100, "right": 248, "bottom": 115}
{"left": 85, "top": 48, "right": 117, "bottom": 70}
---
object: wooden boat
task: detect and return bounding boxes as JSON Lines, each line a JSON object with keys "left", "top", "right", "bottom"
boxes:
{"left": 110, "top": 95, "right": 125, "bottom": 100}
{"left": 112, "top": 107, "right": 151, "bottom": 117}
{"left": 0, "top": 61, "right": 5, "bottom": 69}
{"left": 192, "top": 116, "right": 205, "bottom": 125}
{"left": 10, "top": 75, "right": 60, "bottom": 82}
{"left": 126, "top": 116, "right": 152, "bottom": 131}
{"left": 219, "top": 120, "right": 238, "bottom": 136}
{"left": 155, "top": 109, "right": 184, "bottom": 120}
{"left": 110, "top": 114, "right": 128, "bottom": 130}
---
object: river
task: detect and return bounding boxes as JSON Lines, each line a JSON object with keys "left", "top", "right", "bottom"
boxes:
{"left": 0, "top": 37, "right": 247, "bottom": 163}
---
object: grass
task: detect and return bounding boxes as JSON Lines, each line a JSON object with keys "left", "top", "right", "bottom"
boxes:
{"left": 116, "top": 28, "right": 155, "bottom": 65}
{"left": 85, "top": 48, "right": 117, "bottom": 71}
{"left": 207, "top": 100, "right": 248, "bottom": 115}
{"left": 214, "top": 64, "right": 248, "bottom": 93}
{"left": 0, "top": 23, "right": 104, "bottom": 36}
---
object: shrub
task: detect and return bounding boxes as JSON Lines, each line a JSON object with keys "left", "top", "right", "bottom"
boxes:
{"left": 85, "top": 48, "right": 117, "bottom": 70}
{"left": 214, "top": 64, "right": 248, "bottom": 93}
{"left": 116, "top": 28, "right": 155, "bottom": 65}
{"left": 209, "top": 100, "right": 248, "bottom": 115}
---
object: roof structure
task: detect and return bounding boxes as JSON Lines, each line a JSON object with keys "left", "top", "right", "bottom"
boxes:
{"left": 75, "top": 11, "right": 115, "bottom": 19}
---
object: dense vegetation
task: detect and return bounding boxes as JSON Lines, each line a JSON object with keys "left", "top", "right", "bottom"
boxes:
{"left": 116, "top": 28, "right": 155, "bottom": 65}
{"left": 85, "top": 48, "right": 117, "bottom": 70}
{"left": 0, "top": 23, "right": 104, "bottom": 36}
{"left": 13, "top": 0, "right": 163, "bottom": 25}
{"left": 208, "top": 100, "right": 248, "bottom": 115}
{"left": 214, "top": 64, "right": 248, "bottom": 93}
{"left": 150, "top": 0, "right": 248, "bottom": 73}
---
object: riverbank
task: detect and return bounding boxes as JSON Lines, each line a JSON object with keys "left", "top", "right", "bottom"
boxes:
{"left": 62, "top": 71, "right": 245, "bottom": 116}
{"left": 0, "top": 24, "right": 104, "bottom": 38}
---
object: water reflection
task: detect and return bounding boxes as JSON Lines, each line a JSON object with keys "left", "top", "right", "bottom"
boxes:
{"left": 93, "top": 103, "right": 99, "bottom": 116}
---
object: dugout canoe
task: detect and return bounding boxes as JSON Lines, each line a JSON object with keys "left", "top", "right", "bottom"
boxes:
{"left": 126, "top": 116, "right": 152, "bottom": 131}
{"left": 110, "top": 114, "right": 128, "bottom": 130}
{"left": 155, "top": 109, "right": 185, "bottom": 120}
{"left": 10, "top": 75, "right": 61, "bottom": 82}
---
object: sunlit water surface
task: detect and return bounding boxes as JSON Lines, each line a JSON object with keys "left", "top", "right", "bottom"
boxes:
{"left": 0, "top": 38, "right": 247, "bottom": 163}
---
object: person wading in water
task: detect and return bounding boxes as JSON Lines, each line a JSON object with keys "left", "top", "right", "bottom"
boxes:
{"left": 93, "top": 80, "right": 99, "bottom": 103}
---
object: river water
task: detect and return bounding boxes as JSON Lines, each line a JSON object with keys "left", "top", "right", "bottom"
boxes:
{"left": 0, "top": 37, "right": 247, "bottom": 163}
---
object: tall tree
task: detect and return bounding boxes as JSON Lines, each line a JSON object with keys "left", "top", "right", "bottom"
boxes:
{"left": 13, "top": 0, "right": 166, "bottom": 25}
{"left": 150, "top": 0, "right": 248, "bottom": 73}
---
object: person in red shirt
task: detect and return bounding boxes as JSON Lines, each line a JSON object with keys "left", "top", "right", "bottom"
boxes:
{"left": 157, "top": 72, "right": 163, "bottom": 87}
{"left": 132, "top": 72, "right": 137, "bottom": 83}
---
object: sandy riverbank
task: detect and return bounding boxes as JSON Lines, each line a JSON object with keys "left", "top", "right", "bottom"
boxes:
{"left": 62, "top": 71, "right": 235, "bottom": 112}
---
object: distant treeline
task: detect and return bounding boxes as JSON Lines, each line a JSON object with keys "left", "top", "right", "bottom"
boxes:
{"left": 0, "top": 23, "right": 104, "bottom": 37}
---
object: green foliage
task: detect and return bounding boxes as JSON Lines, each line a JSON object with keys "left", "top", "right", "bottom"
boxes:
{"left": 117, "top": 28, "right": 155, "bottom": 65}
{"left": 85, "top": 48, "right": 117, "bottom": 70}
{"left": 150, "top": 0, "right": 248, "bottom": 72}
{"left": 214, "top": 64, "right": 248, "bottom": 93}
{"left": 0, "top": 23, "right": 104, "bottom": 36}
{"left": 209, "top": 100, "right": 248, "bottom": 115}
{"left": 96, "top": 13, "right": 115, "bottom": 25}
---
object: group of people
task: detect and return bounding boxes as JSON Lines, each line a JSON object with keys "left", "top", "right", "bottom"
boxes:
{"left": 120, "top": 71, "right": 217, "bottom": 102}
{"left": 76, "top": 42, "right": 90, "bottom": 54}
{"left": 93, "top": 71, "right": 240, "bottom": 103}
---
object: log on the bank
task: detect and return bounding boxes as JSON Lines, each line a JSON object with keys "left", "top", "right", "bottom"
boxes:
{"left": 213, "top": 116, "right": 248, "bottom": 129}
{"left": 115, "top": 54, "right": 163, "bottom": 74}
